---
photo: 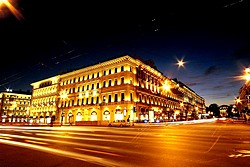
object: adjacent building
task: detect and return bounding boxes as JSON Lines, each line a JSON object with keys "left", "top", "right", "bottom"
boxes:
{"left": 0, "top": 89, "right": 31, "bottom": 123}
{"left": 30, "top": 55, "right": 206, "bottom": 125}
{"left": 236, "top": 80, "right": 250, "bottom": 112}
{"left": 235, "top": 67, "right": 250, "bottom": 112}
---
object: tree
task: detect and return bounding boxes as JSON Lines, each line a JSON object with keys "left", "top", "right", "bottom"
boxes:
{"left": 208, "top": 103, "right": 220, "bottom": 117}
{"left": 226, "top": 105, "right": 233, "bottom": 118}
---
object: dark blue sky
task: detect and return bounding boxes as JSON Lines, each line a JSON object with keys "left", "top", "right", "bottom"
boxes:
{"left": 0, "top": 0, "right": 250, "bottom": 106}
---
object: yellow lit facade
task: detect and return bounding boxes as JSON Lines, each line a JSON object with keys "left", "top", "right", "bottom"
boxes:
{"left": 30, "top": 55, "right": 205, "bottom": 125}
{"left": 235, "top": 67, "right": 250, "bottom": 112}
{"left": 236, "top": 80, "right": 250, "bottom": 112}
{"left": 0, "top": 90, "right": 31, "bottom": 123}
{"left": 30, "top": 76, "right": 60, "bottom": 124}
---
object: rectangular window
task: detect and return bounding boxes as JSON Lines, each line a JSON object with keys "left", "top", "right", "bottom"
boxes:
{"left": 114, "top": 94, "right": 118, "bottom": 102}
{"left": 92, "top": 84, "right": 94, "bottom": 89}
{"left": 130, "top": 93, "right": 133, "bottom": 101}
{"left": 97, "top": 83, "right": 99, "bottom": 88}
{"left": 96, "top": 97, "right": 99, "bottom": 104}
{"left": 121, "top": 93, "right": 125, "bottom": 101}
{"left": 121, "top": 77, "right": 124, "bottom": 84}
{"left": 108, "top": 95, "right": 112, "bottom": 103}
{"left": 109, "top": 80, "right": 111, "bottom": 87}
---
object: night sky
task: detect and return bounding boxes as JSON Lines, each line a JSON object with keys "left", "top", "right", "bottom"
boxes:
{"left": 0, "top": 0, "right": 250, "bottom": 106}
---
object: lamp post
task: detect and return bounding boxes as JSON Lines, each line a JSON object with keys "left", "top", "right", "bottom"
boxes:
{"left": 61, "top": 108, "right": 65, "bottom": 125}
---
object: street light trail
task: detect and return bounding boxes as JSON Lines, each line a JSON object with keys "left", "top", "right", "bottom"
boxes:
{"left": 36, "top": 133, "right": 130, "bottom": 143}
{"left": 0, "top": 132, "right": 145, "bottom": 156}
{"left": 75, "top": 147, "right": 124, "bottom": 157}
{"left": 0, "top": 124, "right": 249, "bottom": 166}
{"left": 0, "top": 138, "right": 130, "bottom": 167}
{"left": 25, "top": 139, "right": 48, "bottom": 145}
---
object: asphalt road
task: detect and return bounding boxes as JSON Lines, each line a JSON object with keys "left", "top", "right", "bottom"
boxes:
{"left": 0, "top": 122, "right": 249, "bottom": 167}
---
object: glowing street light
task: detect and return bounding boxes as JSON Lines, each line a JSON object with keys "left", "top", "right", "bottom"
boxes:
{"left": 0, "top": 0, "right": 24, "bottom": 20}
{"left": 163, "top": 82, "right": 171, "bottom": 92}
{"left": 234, "top": 67, "right": 250, "bottom": 83}
{"left": 60, "top": 91, "right": 68, "bottom": 99}
{"left": 244, "top": 67, "right": 250, "bottom": 82}
{"left": 235, "top": 97, "right": 241, "bottom": 104}
{"left": 176, "top": 58, "right": 186, "bottom": 69}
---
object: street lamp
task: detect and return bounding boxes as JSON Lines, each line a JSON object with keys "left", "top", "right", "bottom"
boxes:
{"left": 61, "top": 109, "right": 65, "bottom": 125}
{"left": 236, "top": 97, "right": 241, "bottom": 104}
{"left": 237, "top": 67, "right": 250, "bottom": 83}
{"left": 176, "top": 58, "right": 186, "bottom": 69}
{"left": 0, "top": 0, "right": 23, "bottom": 20}
{"left": 244, "top": 68, "right": 250, "bottom": 82}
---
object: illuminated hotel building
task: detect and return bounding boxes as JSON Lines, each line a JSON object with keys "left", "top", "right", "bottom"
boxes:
{"left": 30, "top": 55, "right": 205, "bottom": 125}
{"left": 236, "top": 80, "right": 250, "bottom": 112}
{"left": 0, "top": 90, "right": 31, "bottom": 123}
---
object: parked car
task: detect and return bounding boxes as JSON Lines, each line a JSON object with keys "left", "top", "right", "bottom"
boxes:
{"left": 108, "top": 120, "right": 133, "bottom": 127}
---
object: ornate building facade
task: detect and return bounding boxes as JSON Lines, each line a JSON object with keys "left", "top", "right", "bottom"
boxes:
{"left": 235, "top": 67, "right": 250, "bottom": 112}
{"left": 30, "top": 55, "right": 205, "bottom": 125}
{"left": 236, "top": 81, "right": 250, "bottom": 112}
{"left": 0, "top": 90, "right": 31, "bottom": 123}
